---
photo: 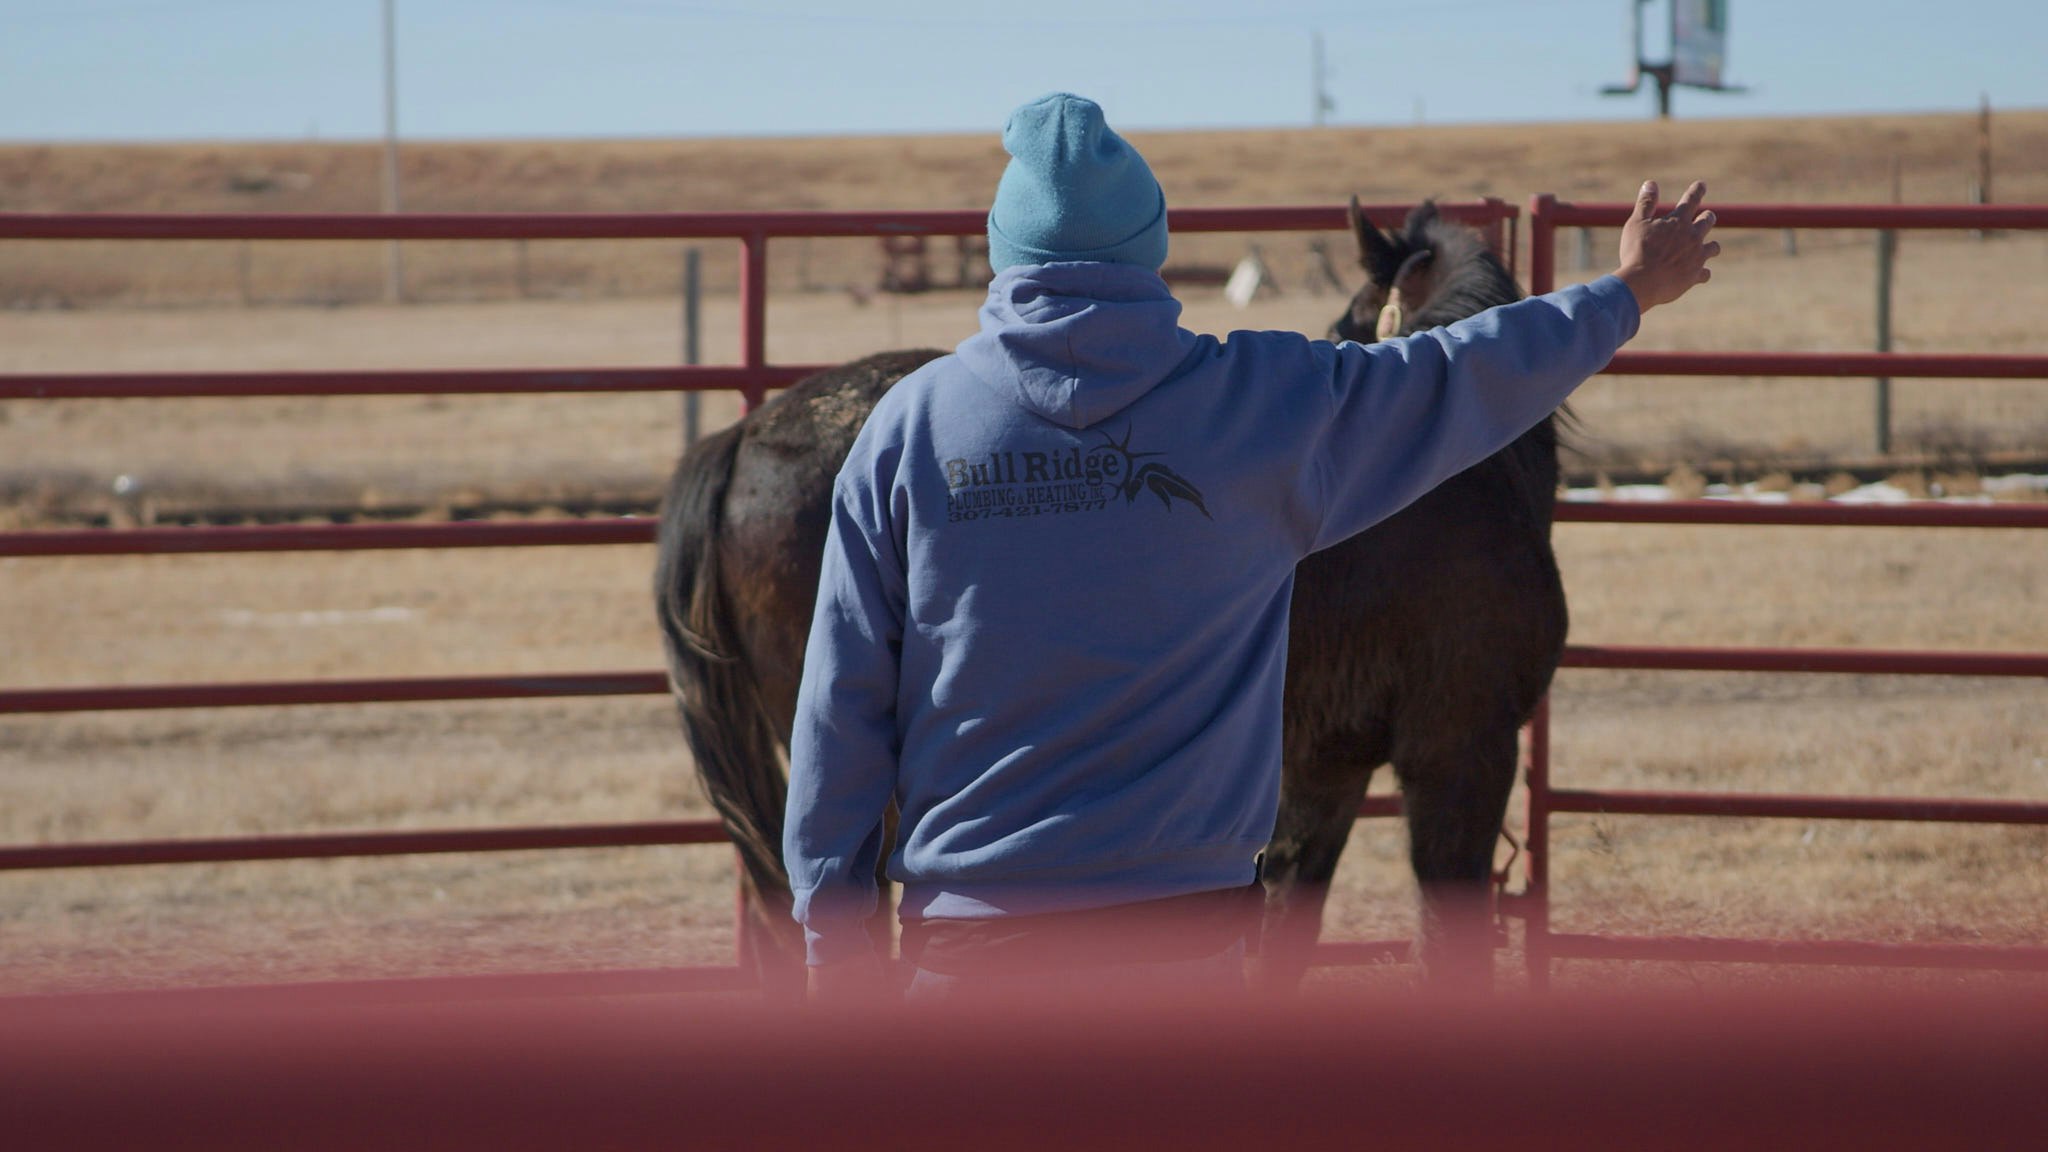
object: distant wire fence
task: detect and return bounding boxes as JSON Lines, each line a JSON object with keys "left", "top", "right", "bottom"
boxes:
{"left": 1, "top": 200, "right": 2045, "bottom": 995}
{"left": 1540, "top": 201, "right": 2048, "bottom": 474}
{"left": 0, "top": 231, "right": 913, "bottom": 309}
{"left": 0, "top": 209, "right": 1385, "bottom": 310}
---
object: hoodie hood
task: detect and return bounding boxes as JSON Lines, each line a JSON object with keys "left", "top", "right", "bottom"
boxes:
{"left": 956, "top": 262, "right": 1200, "bottom": 430}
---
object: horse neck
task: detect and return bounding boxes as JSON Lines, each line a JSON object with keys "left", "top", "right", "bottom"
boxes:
{"left": 1419, "top": 252, "right": 1562, "bottom": 526}
{"left": 1408, "top": 247, "right": 1520, "bottom": 334}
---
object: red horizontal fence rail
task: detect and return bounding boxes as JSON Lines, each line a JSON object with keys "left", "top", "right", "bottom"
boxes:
{"left": 7, "top": 988, "right": 2048, "bottom": 1152}
{"left": 0, "top": 202, "right": 1510, "bottom": 989}
{"left": 1523, "top": 196, "right": 2048, "bottom": 985}
{"left": 0, "top": 819, "right": 728, "bottom": 871}
{"left": 7, "top": 498, "right": 2048, "bottom": 560}
{"left": 0, "top": 202, "right": 1513, "bottom": 407}
{"left": 1532, "top": 201, "right": 2048, "bottom": 384}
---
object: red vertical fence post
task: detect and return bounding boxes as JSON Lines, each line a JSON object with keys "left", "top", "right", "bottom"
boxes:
{"left": 1478, "top": 199, "right": 1507, "bottom": 266}
{"left": 732, "top": 848, "right": 754, "bottom": 976}
{"left": 1527, "top": 192, "right": 1558, "bottom": 295}
{"left": 739, "top": 231, "right": 769, "bottom": 413}
{"left": 1524, "top": 698, "right": 1554, "bottom": 991}
{"left": 1520, "top": 192, "right": 1561, "bottom": 989}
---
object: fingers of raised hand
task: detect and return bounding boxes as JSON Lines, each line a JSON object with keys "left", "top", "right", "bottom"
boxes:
{"left": 1692, "top": 209, "right": 1718, "bottom": 237}
{"left": 1671, "top": 180, "right": 1708, "bottom": 221}
{"left": 1633, "top": 180, "right": 1660, "bottom": 219}
{"left": 1691, "top": 239, "right": 1722, "bottom": 284}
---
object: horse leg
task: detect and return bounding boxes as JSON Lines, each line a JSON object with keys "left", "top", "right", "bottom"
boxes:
{"left": 1395, "top": 721, "right": 1519, "bottom": 993}
{"left": 1253, "top": 758, "right": 1373, "bottom": 995}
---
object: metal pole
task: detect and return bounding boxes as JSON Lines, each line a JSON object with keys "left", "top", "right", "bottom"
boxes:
{"left": 682, "top": 247, "right": 702, "bottom": 447}
{"left": 1979, "top": 93, "right": 1993, "bottom": 205}
{"left": 380, "top": 0, "right": 404, "bottom": 304}
{"left": 1528, "top": 194, "right": 1557, "bottom": 295}
{"left": 739, "top": 233, "right": 768, "bottom": 413}
{"left": 1524, "top": 697, "right": 1552, "bottom": 992}
{"left": 1975, "top": 94, "right": 1995, "bottom": 240}
{"left": 1874, "top": 229, "right": 1896, "bottom": 455}
{"left": 1311, "top": 31, "right": 1332, "bottom": 127}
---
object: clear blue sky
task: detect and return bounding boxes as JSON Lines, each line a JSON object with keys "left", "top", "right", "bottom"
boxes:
{"left": 4, "top": 0, "right": 2042, "bottom": 142}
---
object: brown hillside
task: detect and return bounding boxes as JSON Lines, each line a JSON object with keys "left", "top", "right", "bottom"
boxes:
{"left": 2, "top": 111, "right": 2042, "bottom": 308}
{"left": 4, "top": 110, "right": 2042, "bottom": 213}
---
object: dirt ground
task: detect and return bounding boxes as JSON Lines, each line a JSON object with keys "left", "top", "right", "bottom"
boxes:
{"left": 3, "top": 113, "right": 2046, "bottom": 997}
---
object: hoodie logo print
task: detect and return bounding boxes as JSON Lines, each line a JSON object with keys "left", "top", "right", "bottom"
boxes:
{"left": 1096, "top": 426, "right": 1211, "bottom": 519}
{"left": 942, "top": 424, "right": 1211, "bottom": 524}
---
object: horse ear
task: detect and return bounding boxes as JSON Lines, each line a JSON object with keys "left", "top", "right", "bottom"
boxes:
{"left": 1402, "top": 199, "right": 1442, "bottom": 244}
{"left": 1350, "top": 195, "right": 1399, "bottom": 283}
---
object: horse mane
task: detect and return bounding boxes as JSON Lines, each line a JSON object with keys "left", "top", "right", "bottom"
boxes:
{"left": 1402, "top": 205, "right": 1524, "bottom": 328}
{"left": 1394, "top": 202, "right": 1573, "bottom": 521}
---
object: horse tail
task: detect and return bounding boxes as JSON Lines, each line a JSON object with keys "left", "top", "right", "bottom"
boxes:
{"left": 653, "top": 423, "right": 790, "bottom": 903}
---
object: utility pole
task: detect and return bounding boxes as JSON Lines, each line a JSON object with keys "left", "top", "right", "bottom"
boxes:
{"left": 1602, "top": 0, "right": 1673, "bottom": 118}
{"left": 381, "top": 0, "right": 405, "bottom": 303}
{"left": 1311, "top": 31, "right": 1335, "bottom": 127}
{"left": 1977, "top": 93, "right": 1993, "bottom": 204}
{"left": 1601, "top": 0, "right": 1742, "bottom": 120}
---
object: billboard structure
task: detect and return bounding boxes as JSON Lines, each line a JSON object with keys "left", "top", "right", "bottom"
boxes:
{"left": 1670, "top": 0, "right": 1728, "bottom": 88}
{"left": 1604, "top": 0, "right": 1743, "bottom": 118}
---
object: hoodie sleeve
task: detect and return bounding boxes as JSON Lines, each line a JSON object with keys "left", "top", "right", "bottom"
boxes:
{"left": 785, "top": 468, "right": 907, "bottom": 968}
{"left": 1304, "top": 274, "right": 1640, "bottom": 552}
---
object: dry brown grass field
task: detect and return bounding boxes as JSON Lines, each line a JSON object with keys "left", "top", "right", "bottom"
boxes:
{"left": 2, "top": 113, "right": 2044, "bottom": 996}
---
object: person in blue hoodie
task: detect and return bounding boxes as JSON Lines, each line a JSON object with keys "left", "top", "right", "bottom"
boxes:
{"left": 786, "top": 92, "right": 1719, "bottom": 1002}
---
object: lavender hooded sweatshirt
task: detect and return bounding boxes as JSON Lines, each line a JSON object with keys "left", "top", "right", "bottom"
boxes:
{"left": 786, "top": 261, "right": 1639, "bottom": 965}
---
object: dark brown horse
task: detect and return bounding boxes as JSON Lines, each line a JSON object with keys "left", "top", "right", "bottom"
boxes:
{"left": 654, "top": 200, "right": 1565, "bottom": 998}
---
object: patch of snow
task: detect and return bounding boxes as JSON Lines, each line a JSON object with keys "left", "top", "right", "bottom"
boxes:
{"left": 1981, "top": 473, "right": 2048, "bottom": 498}
{"left": 1567, "top": 473, "right": 2048, "bottom": 506}
{"left": 1832, "top": 483, "right": 1915, "bottom": 505}
{"left": 1563, "top": 484, "right": 1672, "bottom": 502}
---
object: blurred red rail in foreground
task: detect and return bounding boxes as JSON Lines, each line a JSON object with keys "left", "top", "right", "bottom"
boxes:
{"left": 3, "top": 984, "right": 2043, "bottom": 1152}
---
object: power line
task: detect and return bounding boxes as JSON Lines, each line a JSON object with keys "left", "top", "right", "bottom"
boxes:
{"left": 498, "top": 0, "right": 1528, "bottom": 31}
{"left": 14, "top": 0, "right": 274, "bottom": 25}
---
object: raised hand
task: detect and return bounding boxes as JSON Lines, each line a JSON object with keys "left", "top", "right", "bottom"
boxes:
{"left": 1615, "top": 179, "right": 1721, "bottom": 313}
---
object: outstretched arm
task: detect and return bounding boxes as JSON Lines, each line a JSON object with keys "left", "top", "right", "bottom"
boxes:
{"left": 1303, "top": 178, "right": 1719, "bottom": 550}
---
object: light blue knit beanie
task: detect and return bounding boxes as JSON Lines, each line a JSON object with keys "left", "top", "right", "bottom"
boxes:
{"left": 986, "top": 93, "right": 1169, "bottom": 272}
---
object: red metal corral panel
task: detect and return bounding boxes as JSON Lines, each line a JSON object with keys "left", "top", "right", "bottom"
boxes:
{"left": 0, "top": 671, "right": 668, "bottom": 714}
{"left": 3, "top": 988, "right": 2046, "bottom": 1151}
{"left": 0, "top": 820, "right": 730, "bottom": 871}
{"left": 1557, "top": 502, "right": 2048, "bottom": 529}
{"left": 1544, "top": 201, "right": 2048, "bottom": 230}
{"left": 1563, "top": 644, "right": 2048, "bottom": 678}
{"left": 0, "top": 365, "right": 822, "bottom": 401}
{"left": 1547, "top": 788, "right": 2048, "bottom": 825}
{"left": 0, "top": 201, "right": 1513, "bottom": 242}
{"left": 0, "top": 520, "right": 659, "bottom": 557}
{"left": 1544, "top": 933, "right": 2048, "bottom": 973}
{"left": 1606, "top": 351, "right": 2048, "bottom": 378}
{"left": 4, "top": 501, "right": 2040, "bottom": 560}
